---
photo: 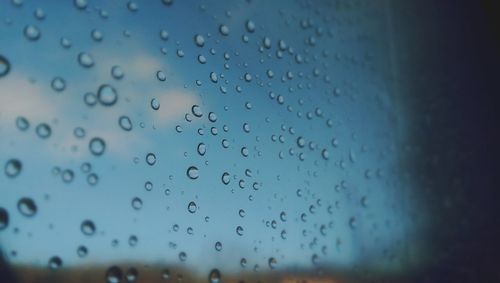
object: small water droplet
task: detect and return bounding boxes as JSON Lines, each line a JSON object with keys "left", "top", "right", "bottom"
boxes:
{"left": 119, "top": 116, "right": 133, "bottom": 131}
{"left": 106, "top": 266, "right": 123, "bottom": 283}
{"left": 146, "top": 153, "right": 156, "bottom": 165}
{"left": 156, "top": 70, "right": 166, "bottom": 81}
{"left": 131, "top": 197, "right": 143, "bottom": 210}
{"left": 214, "top": 241, "right": 222, "bottom": 251}
{"left": 24, "top": 25, "right": 41, "bottom": 41}
{"left": 0, "top": 55, "right": 11, "bottom": 78}
{"left": 5, "top": 159, "right": 22, "bottom": 178}
{"left": 194, "top": 34, "right": 205, "bottom": 47}
{"left": 151, "top": 98, "right": 160, "bottom": 110}
{"left": 208, "top": 269, "right": 221, "bottom": 283}
{"left": 89, "top": 137, "right": 106, "bottom": 156}
{"left": 236, "top": 226, "right": 244, "bottom": 236}
{"left": 51, "top": 77, "right": 66, "bottom": 92}
{"left": 219, "top": 24, "right": 229, "bottom": 36}
{"left": 78, "top": 52, "right": 94, "bottom": 68}
{"left": 187, "top": 201, "right": 197, "bottom": 213}
{"left": 97, "top": 84, "right": 118, "bottom": 106}
{"left": 48, "top": 256, "right": 62, "bottom": 270}
{"left": 77, "top": 245, "right": 88, "bottom": 257}
{"left": 17, "top": 198, "right": 37, "bottom": 217}
{"left": 111, "top": 65, "right": 124, "bottom": 80}
{"left": 81, "top": 220, "right": 96, "bottom": 236}
{"left": 186, "top": 166, "right": 199, "bottom": 179}
{"left": 0, "top": 207, "right": 9, "bottom": 230}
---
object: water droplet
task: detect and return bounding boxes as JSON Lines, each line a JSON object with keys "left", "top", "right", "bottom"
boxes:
{"left": 150, "top": 98, "right": 160, "bottom": 110}
{"left": 77, "top": 245, "right": 88, "bottom": 257}
{"left": 208, "top": 269, "right": 221, "bottom": 283}
{"left": 194, "top": 34, "right": 205, "bottom": 47}
{"left": 90, "top": 29, "right": 103, "bottom": 42}
{"left": 238, "top": 209, "right": 245, "bottom": 217}
{"left": 62, "top": 169, "right": 74, "bottom": 183}
{"left": 197, "top": 143, "right": 206, "bottom": 156}
{"left": 214, "top": 241, "right": 222, "bottom": 251}
{"left": 0, "top": 55, "right": 11, "bottom": 78}
{"left": 48, "top": 256, "right": 62, "bottom": 270}
{"left": 81, "top": 220, "right": 96, "bottom": 236}
{"left": 24, "top": 25, "right": 41, "bottom": 41}
{"left": 127, "top": 1, "right": 138, "bottom": 12}
{"left": 74, "top": 0, "right": 87, "bottom": 10}
{"left": 111, "top": 65, "right": 124, "bottom": 80}
{"left": 126, "top": 267, "right": 138, "bottom": 282}
{"left": 128, "top": 235, "right": 138, "bottom": 247}
{"left": 17, "top": 198, "right": 37, "bottom": 217}
{"left": 106, "top": 266, "right": 123, "bottom": 283}
{"left": 97, "top": 84, "right": 118, "bottom": 106}
{"left": 240, "top": 258, "right": 247, "bottom": 268}
{"left": 159, "top": 29, "right": 169, "bottom": 40}
{"left": 51, "top": 77, "right": 66, "bottom": 92}
{"left": 187, "top": 201, "right": 197, "bottom": 213}
{"left": 146, "top": 153, "right": 156, "bottom": 165}
{"left": 73, "top": 127, "right": 86, "bottom": 139}
{"left": 191, "top": 105, "right": 203, "bottom": 117}
{"left": 349, "top": 217, "right": 357, "bottom": 229}
{"left": 236, "top": 226, "right": 244, "bottom": 236}
{"left": 186, "top": 166, "right": 199, "bottom": 179}
{"left": 208, "top": 112, "right": 217, "bottom": 122}
{"left": 321, "top": 149, "right": 329, "bottom": 160}
{"left": 119, "top": 116, "right": 133, "bottom": 131}
{"left": 78, "top": 52, "right": 94, "bottom": 68}
{"left": 178, "top": 251, "right": 187, "bottom": 262}
{"left": 157, "top": 70, "right": 166, "bottom": 81}
{"left": 268, "top": 257, "right": 277, "bottom": 269}
{"left": 131, "top": 197, "right": 143, "bottom": 210}
{"left": 209, "top": 72, "right": 218, "bottom": 83}
{"left": 0, "top": 207, "right": 9, "bottom": 230}
{"left": 144, "top": 181, "right": 153, "bottom": 191}
{"left": 5, "top": 159, "right": 22, "bottom": 178}
{"left": 221, "top": 172, "right": 230, "bottom": 185}
{"left": 245, "top": 20, "right": 255, "bottom": 32}
{"left": 219, "top": 24, "right": 229, "bottom": 36}
{"left": 197, "top": 55, "right": 207, "bottom": 64}
{"left": 87, "top": 173, "right": 99, "bottom": 186}
{"left": 89, "top": 137, "right": 106, "bottom": 156}
{"left": 297, "top": 136, "right": 305, "bottom": 148}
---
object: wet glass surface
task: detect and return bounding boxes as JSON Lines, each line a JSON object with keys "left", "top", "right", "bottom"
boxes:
{"left": 1, "top": 0, "right": 499, "bottom": 282}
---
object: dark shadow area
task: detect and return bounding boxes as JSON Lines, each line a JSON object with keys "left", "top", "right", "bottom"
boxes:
{"left": 389, "top": 0, "right": 500, "bottom": 281}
